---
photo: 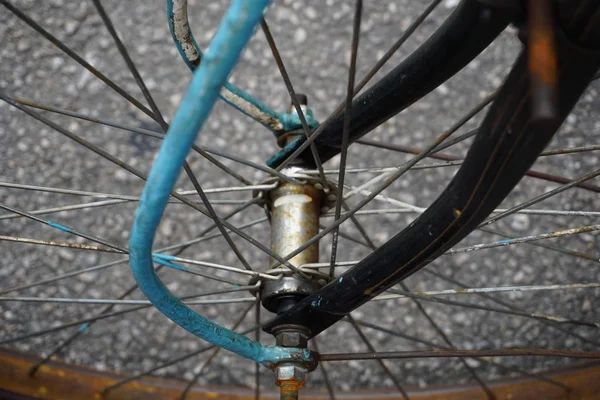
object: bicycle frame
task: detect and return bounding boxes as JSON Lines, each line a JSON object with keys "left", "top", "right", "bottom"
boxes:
{"left": 166, "top": 0, "right": 318, "bottom": 135}
{"left": 129, "top": 0, "right": 316, "bottom": 370}
{"left": 129, "top": 0, "right": 600, "bottom": 377}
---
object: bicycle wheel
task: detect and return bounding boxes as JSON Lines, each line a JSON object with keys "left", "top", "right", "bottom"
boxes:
{"left": 1, "top": 0, "right": 600, "bottom": 399}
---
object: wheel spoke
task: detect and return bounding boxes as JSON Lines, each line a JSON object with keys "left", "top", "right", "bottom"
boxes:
{"left": 479, "top": 226, "right": 600, "bottom": 264}
{"left": 199, "top": 145, "right": 303, "bottom": 184}
{"left": 340, "top": 197, "right": 493, "bottom": 398}
{"left": 6, "top": 94, "right": 252, "bottom": 185}
{"left": 24, "top": 286, "right": 255, "bottom": 376}
{"left": 6, "top": 93, "right": 300, "bottom": 185}
{"left": 182, "top": 162, "right": 255, "bottom": 272}
{"left": 254, "top": 295, "right": 261, "bottom": 400}
{"left": 0, "top": 287, "right": 256, "bottom": 346}
{"left": 422, "top": 268, "right": 600, "bottom": 348}
{"left": 354, "top": 125, "right": 480, "bottom": 158}
{"left": 342, "top": 93, "right": 494, "bottom": 201}
{"left": 540, "top": 144, "right": 600, "bottom": 156}
{"left": 7, "top": 204, "right": 263, "bottom": 374}
{"left": 93, "top": 0, "right": 259, "bottom": 274}
{"left": 358, "top": 137, "right": 600, "bottom": 194}
{"left": 322, "top": 207, "right": 600, "bottom": 218}
{"left": 447, "top": 224, "right": 600, "bottom": 254}
{"left": 0, "top": 235, "right": 120, "bottom": 253}
{"left": 325, "top": 188, "right": 600, "bottom": 264}
{"left": 306, "top": 161, "right": 464, "bottom": 175}
{"left": 270, "top": 104, "right": 472, "bottom": 267}
{"left": 0, "top": 0, "right": 157, "bottom": 122}
{"left": 0, "top": 296, "right": 256, "bottom": 305}
{"left": 0, "top": 203, "right": 127, "bottom": 253}
{"left": 0, "top": 180, "right": 275, "bottom": 199}
{"left": 377, "top": 282, "right": 600, "bottom": 299}
{"left": 179, "top": 345, "right": 223, "bottom": 400}
{"left": 1, "top": 95, "right": 305, "bottom": 275}
{"left": 0, "top": 201, "right": 244, "bottom": 285}
{"left": 260, "top": 18, "right": 327, "bottom": 182}
{"left": 319, "top": 349, "right": 600, "bottom": 361}
{"left": 0, "top": 199, "right": 131, "bottom": 221}
{"left": 386, "top": 288, "right": 600, "bottom": 328}
{"left": 101, "top": 306, "right": 255, "bottom": 394}
{"left": 350, "top": 319, "right": 570, "bottom": 391}
{"left": 0, "top": 202, "right": 262, "bottom": 296}
{"left": 312, "top": 339, "right": 337, "bottom": 399}
{"left": 329, "top": 0, "right": 363, "bottom": 279}
{"left": 91, "top": 0, "right": 167, "bottom": 129}
{"left": 480, "top": 167, "right": 600, "bottom": 227}
{"left": 167, "top": 256, "right": 278, "bottom": 280}
{"left": 275, "top": 0, "right": 444, "bottom": 170}
{"left": 398, "top": 282, "right": 495, "bottom": 399}
{"left": 346, "top": 315, "right": 409, "bottom": 399}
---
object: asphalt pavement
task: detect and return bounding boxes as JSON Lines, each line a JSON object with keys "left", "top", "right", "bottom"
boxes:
{"left": 1, "top": 0, "right": 599, "bottom": 394}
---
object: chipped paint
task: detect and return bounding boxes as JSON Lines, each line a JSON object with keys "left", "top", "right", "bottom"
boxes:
{"left": 165, "top": 0, "right": 318, "bottom": 134}
{"left": 0, "top": 235, "right": 119, "bottom": 253}
{"left": 221, "top": 84, "right": 286, "bottom": 132}
{"left": 169, "top": 0, "right": 200, "bottom": 67}
{"left": 47, "top": 220, "right": 73, "bottom": 233}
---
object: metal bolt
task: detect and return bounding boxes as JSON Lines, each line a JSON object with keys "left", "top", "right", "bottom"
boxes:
{"left": 276, "top": 330, "right": 309, "bottom": 348}
{"left": 279, "top": 380, "right": 301, "bottom": 400}
{"left": 275, "top": 363, "right": 307, "bottom": 399}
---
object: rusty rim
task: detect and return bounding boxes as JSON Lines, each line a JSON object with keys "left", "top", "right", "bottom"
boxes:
{"left": 1, "top": 348, "right": 600, "bottom": 400}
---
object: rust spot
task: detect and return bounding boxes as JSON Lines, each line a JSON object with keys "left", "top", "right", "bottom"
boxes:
{"left": 2, "top": 347, "right": 600, "bottom": 399}
{"left": 527, "top": 0, "right": 558, "bottom": 120}
{"left": 279, "top": 380, "right": 302, "bottom": 400}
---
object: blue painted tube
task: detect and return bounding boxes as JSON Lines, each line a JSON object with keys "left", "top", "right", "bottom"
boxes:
{"left": 130, "top": 0, "right": 311, "bottom": 368}
{"left": 165, "top": 0, "right": 318, "bottom": 134}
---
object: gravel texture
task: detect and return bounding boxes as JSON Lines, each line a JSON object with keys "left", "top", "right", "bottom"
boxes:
{"left": 1, "top": 0, "right": 600, "bottom": 396}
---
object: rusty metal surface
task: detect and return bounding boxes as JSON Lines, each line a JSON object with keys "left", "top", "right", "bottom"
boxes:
{"left": 2, "top": 348, "right": 600, "bottom": 400}
{"left": 267, "top": 180, "right": 323, "bottom": 269}
{"left": 528, "top": 0, "right": 559, "bottom": 122}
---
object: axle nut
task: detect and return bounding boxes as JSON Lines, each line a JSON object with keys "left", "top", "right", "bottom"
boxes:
{"left": 276, "top": 363, "right": 307, "bottom": 386}
{"left": 276, "top": 331, "right": 309, "bottom": 348}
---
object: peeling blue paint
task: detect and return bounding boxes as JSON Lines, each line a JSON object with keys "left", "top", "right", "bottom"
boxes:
{"left": 165, "top": 0, "right": 316, "bottom": 134}
{"left": 267, "top": 135, "right": 306, "bottom": 168}
{"left": 47, "top": 221, "right": 73, "bottom": 233}
{"left": 311, "top": 297, "right": 322, "bottom": 308}
{"left": 152, "top": 255, "right": 185, "bottom": 271}
{"left": 130, "top": 0, "right": 312, "bottom": 369}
